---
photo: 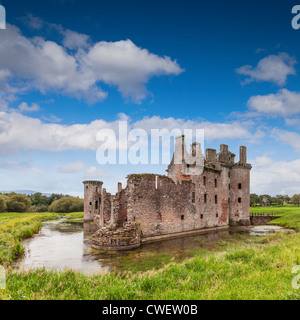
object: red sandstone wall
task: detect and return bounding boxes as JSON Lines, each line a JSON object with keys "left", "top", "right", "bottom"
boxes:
{"left": 124, "top": 171, "right": 230, "bottom": 239}
{"left": 229, "top": 166, "right": 250, "bottom": 225}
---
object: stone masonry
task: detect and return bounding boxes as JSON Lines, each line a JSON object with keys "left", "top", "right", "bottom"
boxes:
{"left": 83, "top": 135, "right": 252, "bottom": 250}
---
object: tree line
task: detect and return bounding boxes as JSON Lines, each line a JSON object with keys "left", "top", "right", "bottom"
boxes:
{"left": 250, "top": 194, "right": 300, "bottom": 207}
{"left": 0, "top": 192, "right": 84, "bottom": 213}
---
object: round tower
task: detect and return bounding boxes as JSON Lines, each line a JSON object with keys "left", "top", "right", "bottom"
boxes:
{"left": 82, "top": 180, "right": 103, "bottom": 222}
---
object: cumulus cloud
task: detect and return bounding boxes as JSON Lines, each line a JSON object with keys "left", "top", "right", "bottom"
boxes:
{"left": 0, "top": 112, "right": 258, "bottom": 156}
{"left": 133, "top": 116, "right": 257, "bottom": 142}
{"left": 272, "top": 128, "right": 300, "bottom": 153}
{"left": 0, "top": 24, "right": 183, "bottom": 105}
{"left": 23, "top": 14, "right": 44, "bottom": 30}
{"left": 84, "top": 166, "right": 111, "bottom": 179}
{"left": 84, "top": 40, "right": 184, "bottom": 102}
{"left": 236, "top": 53, "right": 296, "bottom": 85}
{"left": 18, "top": 102, "right": 40, "bottom": 112}
{"left": 251, "top": 156, "right": 300, "bottom": 196}
{"left": 247, "top": 89, "right": 300, "bottom": 116}
{"left": 62, "top": 29, "right": 90, "bottom": 50}
{"left": 59, "top": 161, "right": 85, "bottom": 173}
{"left": 285, "top": 118, "right": 300, "bottom": 127}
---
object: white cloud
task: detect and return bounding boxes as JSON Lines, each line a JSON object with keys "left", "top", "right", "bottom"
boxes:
{"left": 133, "top": 116, "right": 255, "bottom": 141}
{"left": 59, "top": 161, "right": 85, "bottom": 173}
{"left": 0, "top": 24, "right": 183, "bottom": 105}
{"left": 272, "top": 129, "right": 300, "bottom": 153}
{"left": 236, "top": 53, "right": 296, "bottom": 85}
{"left": 285, "top": 118, "right": 300, "bottom": 127}
{"left": 251, "top": 156, "right": 300, "bottom": 196}
{"left": 18, "top": 102, "right": 40, "bottom": 112}
{"left": 0, "top": 161, "right": 29, "bottom": 170}
{"left": 62, "top": 29, "right": 90, "bottom": 50}
{"left": 23, "top": 14, "right": 43, "bottom": 30}
{"left": 0, "top": 112, "right": 258, "bottom": 156}
{"left": 84, "top": 39, "right": 184, "bottom": 103}
{"left": 84, "top": 166, "right": 110, "bottom": 179}
{"left": 247, "top": 89, "right": 300, "bottom": 116}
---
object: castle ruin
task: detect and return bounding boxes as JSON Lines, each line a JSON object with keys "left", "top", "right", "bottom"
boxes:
{"left": 83, "top": 136, "right": 252, "bottom": 250}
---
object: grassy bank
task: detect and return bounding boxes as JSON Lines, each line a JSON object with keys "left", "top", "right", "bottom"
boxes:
{"left": 250, "top": 206, "right": 300, "bottom": 231}
{"left": 0, "top": 212, "right": 84, "bottom": 266}
{"left": 0, "top": 212, "right": 60, "bottom": 267}
{"left": 0, "top": 208, "right": 299, "bottom": 300}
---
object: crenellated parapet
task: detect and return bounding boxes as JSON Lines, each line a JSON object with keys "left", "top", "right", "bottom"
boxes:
{"left": 84, "top": 136, "right": 252, "bottom": 250}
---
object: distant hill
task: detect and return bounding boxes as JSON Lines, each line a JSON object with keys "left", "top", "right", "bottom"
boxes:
{"left": 0, "top": 190, "right": 52, "bottom": 196}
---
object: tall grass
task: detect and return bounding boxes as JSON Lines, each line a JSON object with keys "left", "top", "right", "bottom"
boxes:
{"left": 0, "top": 208, "right": 299, "bottom": 300}
{"left": 0, "top": 212, "right": 59, "bottom": 266}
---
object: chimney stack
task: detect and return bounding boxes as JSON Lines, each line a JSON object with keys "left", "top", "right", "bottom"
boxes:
{"left": 239, "top": 146, "right": 247, "bottom": 164}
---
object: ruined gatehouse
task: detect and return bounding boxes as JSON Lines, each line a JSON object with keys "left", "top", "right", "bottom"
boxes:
{"left": 83, "top": 135, "right": 252, "bottom": 250}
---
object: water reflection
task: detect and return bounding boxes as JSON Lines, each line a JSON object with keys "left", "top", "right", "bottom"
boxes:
{"left": 14, "top": 220, "right": 292, "bottom": 275}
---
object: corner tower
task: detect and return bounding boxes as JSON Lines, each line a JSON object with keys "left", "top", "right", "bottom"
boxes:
{"left": 83, "top": 180, "right": 103, "bottom": 222}
{"left": 229, "top": 146, "right": 252, "bottom": 226}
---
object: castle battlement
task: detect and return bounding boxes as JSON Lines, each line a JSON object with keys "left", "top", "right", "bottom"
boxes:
{"left": 84, "top": 137, "right": 251, "bottom": 250}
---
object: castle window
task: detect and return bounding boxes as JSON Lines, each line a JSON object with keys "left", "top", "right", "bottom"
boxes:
{"left": 95, "top": 187, "right": 98, "bottom": 192}
{"left": 89, "top": 202, "right": 92, "bottom": 206}
{"left": 200, "top": 214, "right": 203, "bottom": 219}
{"left": 216, "top": 213, "right": 218, "bottom": 218}
{"left": 238, "top": 197, "right": 242, "bottom": 203}
{"left": 187, "top": 164, "right": 190, "bottom": 173}
{"left": 228, "top": 172, "right": 231, "bottom": 178}
{"left": 215, "top": 179, "right": 218, "bottom": 188}
{"left": 192, "top": 192, "right": 195, "bottom": 203}
{"left": 204, "top": 194, "right": 207, "bottom": 203}
{"left": 86, "top": 186, "right": 88, "bottom": 189}
{"left": 238, "top": 183, "right": 242, "bottom": 189}
{"left": 157, "top": 212, "right": 162, "bottom": 221}
{"left": 215, "top": 195, "right": 218, "bottom": 204}
{"left": 95, "top": 200, "right": 98, "bottom": 209}
{"left": 181, "top": 215, "right": 185, "bottom": 221}
{"left": 203, "top": 176, "right": 207, "bottom": 186}
{"left": 229, "top": 184, "right": 231, "bottom": 190}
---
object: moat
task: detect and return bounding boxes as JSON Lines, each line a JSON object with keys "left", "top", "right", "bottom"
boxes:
{"left": 14, "top": 220, "right": 292, "bottom": 275}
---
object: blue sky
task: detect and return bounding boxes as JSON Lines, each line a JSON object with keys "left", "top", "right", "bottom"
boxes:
{"left": 1, "top": 0, "right": 300, "bottom": 196}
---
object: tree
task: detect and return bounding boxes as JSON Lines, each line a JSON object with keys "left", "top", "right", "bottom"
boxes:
{"left": 48, "top": 193, "right": 65, "bottom": 204}
{"left": 250, "top": 193, "right": 259, "bottom": 207}
{"left": 0, "top": 194, "right": 7, "bottom": 212}
{"left": 258, "top": 194, "right": 272, "bottom": 206}
{"left": 291, "top": 194, "right": 300, "bottom": 206}
{"left": 49, "top": 196, "right": 83, "bottom": 213}
{"left": 30, "top": 193, "right": 50, "bottom": 206}
{"left": 6, "top": 194, "right": 32, "bottom": 212}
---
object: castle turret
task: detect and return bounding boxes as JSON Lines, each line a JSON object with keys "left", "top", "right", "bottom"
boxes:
{"left": 229, "top": 146, "right": 252, "bottom": 226}
{"left": 83, "top": 180, "right": 103, "bottom": 222}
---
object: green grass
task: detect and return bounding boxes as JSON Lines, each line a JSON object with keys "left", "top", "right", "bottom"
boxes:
{"left": 0, "top": 207, "right": 299, "bottom": 300}
{"left": 0, "top": 211, "right": 84, "bottom": 267}
{"left": 250, "top": 206, "right": 300, "bottom": 231}
{"left": 63, "top": 212, "right": 84, "bottom": 220}
{"left": 0, "top": 212, "right": 61, "bottom": 266}
{"left": 1, "top": 232, "right": 300, "bottom": 300}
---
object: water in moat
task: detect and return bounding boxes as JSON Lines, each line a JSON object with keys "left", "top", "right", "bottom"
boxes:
{"left": 14, "top": 220, "right": 293, "bottom": 275}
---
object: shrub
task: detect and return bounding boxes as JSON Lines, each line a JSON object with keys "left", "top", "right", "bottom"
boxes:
{"left": 6, "top": 194, "right": 31, "bottom": 213}
{"left": 0, "top": 194, "right": 7, "bottom": 212}
{"left": 49, "top": 196, "right": 83, "bottom": 213}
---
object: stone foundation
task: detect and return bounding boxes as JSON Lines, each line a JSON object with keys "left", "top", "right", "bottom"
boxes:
{"left": 92, "top": 222, "right": 141, "bottom": 250}
{"left": 250, "top": 216, "right": 281, "bottom": 225}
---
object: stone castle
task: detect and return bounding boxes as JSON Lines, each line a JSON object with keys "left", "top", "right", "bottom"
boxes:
{"left": 83, "top": 135, "right": 252, "bottom": 250}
